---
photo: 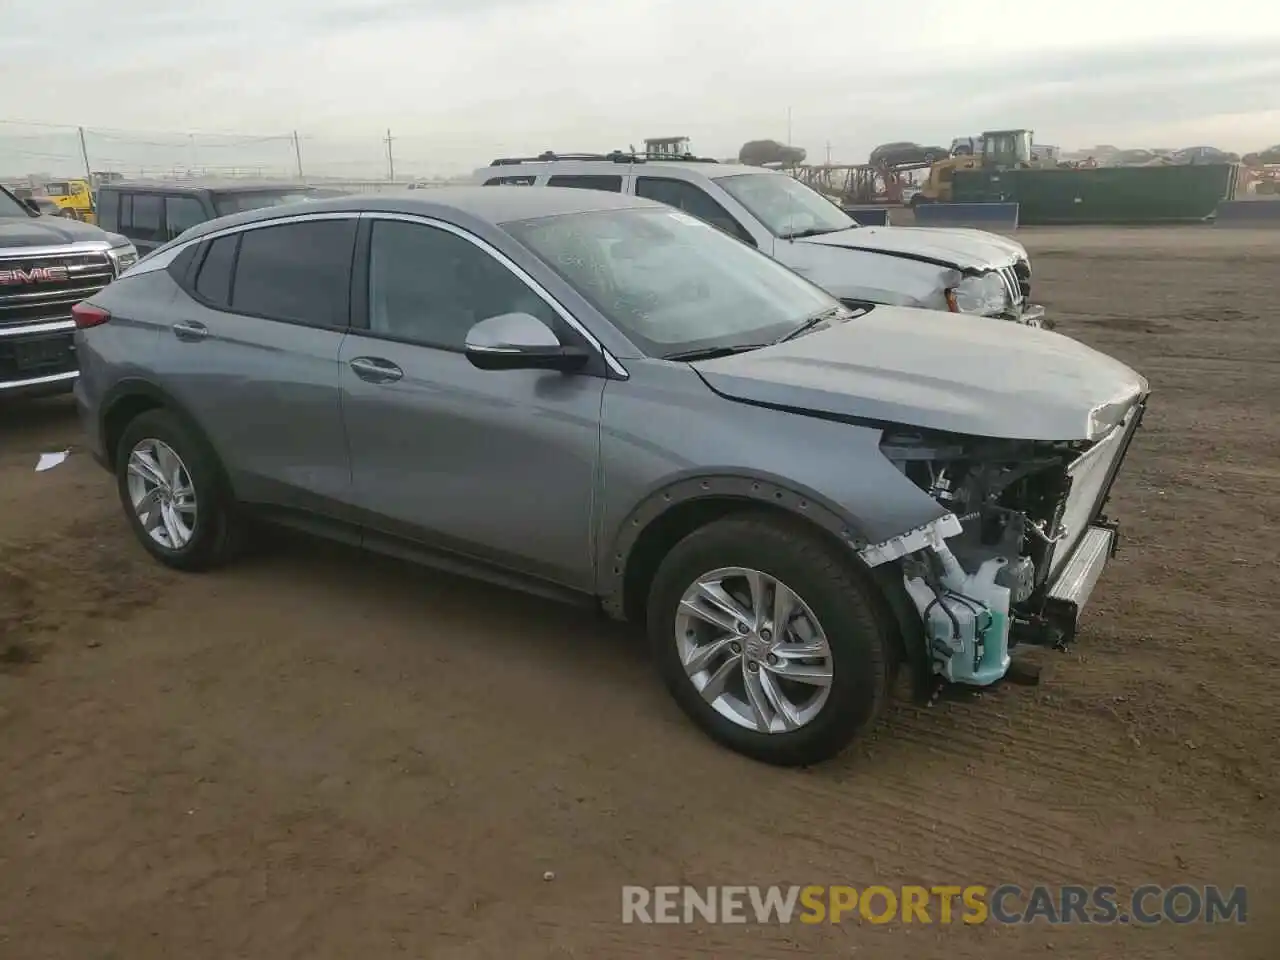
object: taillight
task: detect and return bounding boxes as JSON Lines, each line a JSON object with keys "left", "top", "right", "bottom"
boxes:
{"left": 72, "top": 302, "right": 111, "bottom": 329}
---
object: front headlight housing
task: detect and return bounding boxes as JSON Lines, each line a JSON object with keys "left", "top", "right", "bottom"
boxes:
{"left": 946, "top": 271, "right": 1009, "bottom": 315}
{"left": 105, "top": 239, "right": 139, "bottom": 277}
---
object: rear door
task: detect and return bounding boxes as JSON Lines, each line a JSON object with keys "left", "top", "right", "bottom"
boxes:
{"left": 337, "top": 215, "right": 606, "bottom": 592}
{"left": 158, "top": 214, "right": 358, "bottom": 520}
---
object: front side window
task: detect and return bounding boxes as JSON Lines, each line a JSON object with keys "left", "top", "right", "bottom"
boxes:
{"left": 634, "top": 177, "right": 753, "bottom": 244}
{"left": 367, "top": 219, "right": 560, "bottom": 350}
{"left": 715, "top": 172, "right": 856, "bottom": 239}
{"left": 230, "top": 219, "right": 356, "bottom": 327}
{"left": 504, "top": 206, "right": 837, "bottom": 358}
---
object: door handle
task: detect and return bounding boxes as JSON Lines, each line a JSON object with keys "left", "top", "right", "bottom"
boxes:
{"left": 172, "top": 320, "right": 208, "bottom": 342}
{"left": 349, "top": 356, "right": 403, "bottom": 383}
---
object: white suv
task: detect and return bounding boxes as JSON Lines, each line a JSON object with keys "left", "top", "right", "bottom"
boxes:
{"left": 473, "top": 152, "right": 1045, "bottom": 327}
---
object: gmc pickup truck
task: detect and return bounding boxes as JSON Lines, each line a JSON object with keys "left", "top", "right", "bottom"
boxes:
{"left": 1, "top": 183, "right": 137, "bottom": 399}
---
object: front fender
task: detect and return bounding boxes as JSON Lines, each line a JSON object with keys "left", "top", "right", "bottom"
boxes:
{"left": 597, "top": 470, "right": 865, "bottom": 618}
{"left": 594, "top": 363, "right": 959, "bottom": 619}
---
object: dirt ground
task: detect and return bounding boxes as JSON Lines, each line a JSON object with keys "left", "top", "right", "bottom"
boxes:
{"left": 1, "top": 226, "right": 1277, "bottom": 959}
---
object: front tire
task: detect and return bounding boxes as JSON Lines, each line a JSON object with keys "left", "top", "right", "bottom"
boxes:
{"left": 115, "top": 408, "right": 243, "bottom": 571}
{"left": 647, "top": 513, "right": 892, "bottom": 766}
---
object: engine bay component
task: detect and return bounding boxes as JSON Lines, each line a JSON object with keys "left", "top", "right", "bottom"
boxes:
{"left": 879, "top": 400, "right": 1145, "bottom": 687}
{"left": 902, "top": 540, "right": 1011, "bottom": 686}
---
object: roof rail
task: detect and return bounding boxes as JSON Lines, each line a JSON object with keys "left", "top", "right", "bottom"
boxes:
{"left": 489, "top": 150, "right": 719, "bottom": 166}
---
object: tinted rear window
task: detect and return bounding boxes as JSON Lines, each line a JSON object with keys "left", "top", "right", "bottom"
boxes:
{"left": 547, "top": 175, "right": 622, "bottom": 192}
{"left": 483, "top": 175, "right": 537, "bottom": 186}
{"left": 97, "top": 190, "right": 120, "bottom": 231}
{"left": 230, "top": 219, "right": 356, "bottom": 326}
{"left": 212, "top": 190, "right": 315, "bottom": 216}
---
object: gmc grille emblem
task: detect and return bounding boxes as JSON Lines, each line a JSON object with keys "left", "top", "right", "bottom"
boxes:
{"left": 0, "top": 265, "right": 70, "bottom": 285}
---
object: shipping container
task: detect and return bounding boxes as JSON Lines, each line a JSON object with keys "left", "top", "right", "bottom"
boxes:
{"left": 951, "top": 164, "right": 1237, "bottom": 224}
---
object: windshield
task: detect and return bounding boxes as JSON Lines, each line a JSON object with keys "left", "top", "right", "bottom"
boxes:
{"left": 504, "top": 206, "right": 838, "bottom": 358}
{"left": 45, "top": 182, "right": 71, "bottom": 197}
{"left": 0, "top": 186, "right": 33, "bottom": 218}
{"left": 212, "top": 190, "right": 315, "bottom": 216}
{"left": 715, "top": 172, "right": 856, "bottom": 239}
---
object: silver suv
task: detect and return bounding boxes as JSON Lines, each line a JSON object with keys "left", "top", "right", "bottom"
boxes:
{"left": 474, "top": 152, "right": 1045, "bottom": 326}
{"left": 75, "top": 187, "right": 1145, "bottom": 766}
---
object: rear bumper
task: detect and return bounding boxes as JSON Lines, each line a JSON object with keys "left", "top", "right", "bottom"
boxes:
{"left": 72, "top": 376, "right": 111, "bottom": 472}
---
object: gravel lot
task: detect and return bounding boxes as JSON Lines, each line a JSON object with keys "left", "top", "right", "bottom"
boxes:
{"left": 1, "top": 226, "right": 1277, "bottom": 958}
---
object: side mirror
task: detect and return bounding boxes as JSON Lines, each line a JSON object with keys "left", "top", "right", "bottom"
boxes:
{"left": 464, "top": 312, "right": 589, "bottom": 373}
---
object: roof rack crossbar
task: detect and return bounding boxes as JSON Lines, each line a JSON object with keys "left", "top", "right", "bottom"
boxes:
{"left": 489, "top": 150, "right": 720, "bottom": 166}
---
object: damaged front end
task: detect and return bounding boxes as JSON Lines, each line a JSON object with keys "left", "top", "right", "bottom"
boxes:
{"left": 859, "top": 397, "right": 1147, "bottom": 687}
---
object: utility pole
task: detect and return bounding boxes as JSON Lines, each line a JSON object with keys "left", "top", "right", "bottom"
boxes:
{"left": 826, "top": 140, "right": 832, "bottom": 165}
{"left": 292, "top": 130, "right": 304, "bottom": 181}
{"left": 384, "top": 128, "right": 395, "bottom": 182}
{"left": 77, "top": 125, "right": 92, "bottom": 185}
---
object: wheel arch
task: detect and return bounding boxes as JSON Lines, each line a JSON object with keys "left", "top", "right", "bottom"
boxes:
{"left": 100, "top": 379, "right": 231, "bottom": 492}
{"left": 603, "top": 473, "right": 930, "bottom": 695}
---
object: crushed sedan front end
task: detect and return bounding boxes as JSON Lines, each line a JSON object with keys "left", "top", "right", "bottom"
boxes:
{"left": 864, "top": 394, "right": 1148, "bottom": 686}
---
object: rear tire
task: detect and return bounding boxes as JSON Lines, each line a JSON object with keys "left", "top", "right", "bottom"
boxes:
{"left": 115, "top": 408, "right": 244, "bottom": 571}
{"left": 646, "top": 513, "right": 892, "bottom": 766}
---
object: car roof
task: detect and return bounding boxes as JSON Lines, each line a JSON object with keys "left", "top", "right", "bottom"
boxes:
{"left": 166, "top": 185, "right": 664, "bottom": 245}
{"left": 478, "top": 159, "right": 770, "bottom": 181}
{"left": 99, "top": 180, "right": 318, "bottom": 195}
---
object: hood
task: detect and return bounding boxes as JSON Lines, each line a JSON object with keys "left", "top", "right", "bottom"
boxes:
{"left": 692, "top": 306, "right": 1147, "bottom": 442}
{"left": 0, "top": 214, "right": 112, "bottom": 248}
{"left": 798, "top": 225, "right": 1025, "bottom": 271}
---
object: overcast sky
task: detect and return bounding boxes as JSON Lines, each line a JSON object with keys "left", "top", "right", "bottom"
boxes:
{"left": 3, "top": 0, "right": 1278, "bottom": 178}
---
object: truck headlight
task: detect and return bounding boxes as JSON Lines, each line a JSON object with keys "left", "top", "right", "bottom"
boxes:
{"left": 946, "top": 272, "right": 1009, "bottom": 315}
{"left": 106, "top": 241, "right": 139, "bottom": 277}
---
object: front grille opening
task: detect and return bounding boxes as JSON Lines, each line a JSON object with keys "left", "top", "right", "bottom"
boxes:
{"left": 0, "top": 251, "right": 113, "bottom": 329}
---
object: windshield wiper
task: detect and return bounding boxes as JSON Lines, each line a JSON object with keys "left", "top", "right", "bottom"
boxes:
{"left": 664, "top": 343, "right": 769, "bottom": 362}
{"left": 779, "top": 226, "right": 841, "bottom": 240}
{"left": 775, "top": 305, "right": 852, "bottom": 344}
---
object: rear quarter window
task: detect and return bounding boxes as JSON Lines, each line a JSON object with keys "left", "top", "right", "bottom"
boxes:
{"left": 193, "top": 234, "right": 239, "bottom": 306}
{"left": 546, "top": 175, "right": 622, "bottom": 192}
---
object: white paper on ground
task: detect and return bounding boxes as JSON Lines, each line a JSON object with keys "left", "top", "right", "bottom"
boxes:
{"left": 35, "top": 450, "right": 70, "bottom": 472}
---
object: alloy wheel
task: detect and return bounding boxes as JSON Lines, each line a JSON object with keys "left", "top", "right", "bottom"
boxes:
{"left": 674, "top": 566, "right": 834, "bottom": 734}
{"left": 126, "top": 438, "right": 198, "bottom": 550}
